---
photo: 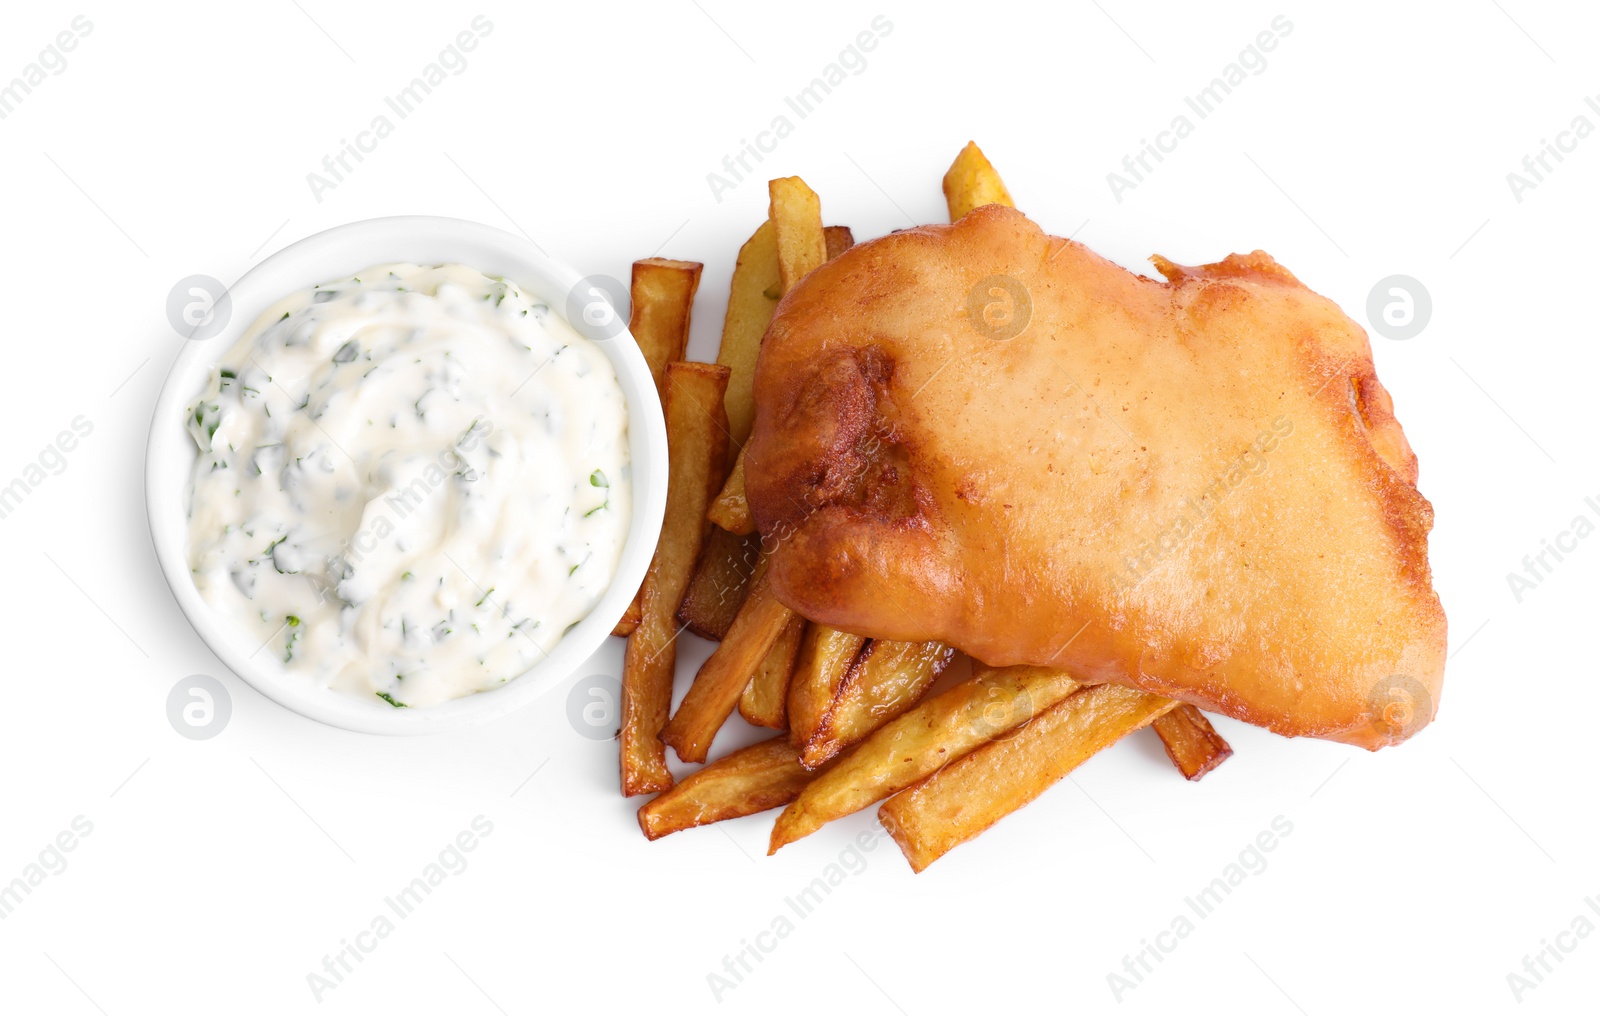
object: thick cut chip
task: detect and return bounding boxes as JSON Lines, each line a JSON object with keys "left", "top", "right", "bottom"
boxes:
{"left": 769, "top": 176, "right": 826, "bottom": 295}
{"left": 662, "top": 562, "right": 794, "bottom": 763}
{"left": 638, "top": 737, "right": 819, "bottom": 840}
{"left": 942, "top": 141, "right": 1014, "bottom": 221}
{"left": 1152, "top": 704, "right": 1234, "bottom": 780}
{"left": 786, "top": 625, "right": 867, "bottom": 755}
{"left": 613, "top": 258, "right": 704, "bottom": 637}
{"left": 620, "top": 361, "right": 729, "bottom": 794}
{"left": 716, "top": 220, "right": 854, "bottom": 457}
{"left": 708, "top": 177, "right": 831, "bottom": 537}
{"left": 628, "top": 258, "right": 703, "bottom": 389}
{"left": 740, "top": 615, "right": 805, "bottom": 728}
{"left": 769, "top": 663, "right": 1078, "bottom": 853}
{"left": 716, "top": 221, "right": 781, "bottom": 456}
{"left": 797, "top": 640, "right": 954, "bottom": 769}
{"left": 878, "top": 684, "right": 1177, "bottom": 871}
{"left": 678, "top": 528, "right": 760, "bottom": 640}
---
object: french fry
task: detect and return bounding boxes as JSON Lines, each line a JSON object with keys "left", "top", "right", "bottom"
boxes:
{"left": 1152, "top": 704, "right": 1234, "bottom": 781}
{"left": 740, "top": 615, "right": 804, "bottom": 728}
{"left": 942, "top": 141, "right": 1014, "bottom": 221}
{"left": 638, "top": 736, "right": 820, "bottom": 840}
{"left": 711, "top": 220, "right": 853, "bottom": 459}
{"left": 769, "top": 663, "right": 1078, "bottom": 853}
{"left": 706, "top": 450, "right": 754, "bottom": 534}
{"left": 786, "top": 625, "right": 868, "bottom": 755}
{"left": 879, "top": 684, "right": 1178, "bottom": 872}
{"left": 662, "top": 562, "right": 793, "bottom": 763}
{"left": 716, "top": 220, "right": 781, "bottom": 455}
{"left": 628, "top": 258, "right": 703, "bottom": 390}
{"left": 619, "top": 361, "right": 729, "bottom": 795}
{"left": 769, "top": 176, "right": 827, "bottom": 294}
{"left": 797, "top": 640, "right": 954, "bottom": 769}
{"left": 707, "top": 179, "right": 829, "bottom": 537}
{"left": 683, "top": 232, "right": 774, "bottom": 617}
{"left": 613, "top": 258, "right": 705, "bottom": 637}
{"left": 677, "top": 528, "right": 759, "bottom": 640}
{"left": 824, "top": 225, "right": 855, "bottom": 261}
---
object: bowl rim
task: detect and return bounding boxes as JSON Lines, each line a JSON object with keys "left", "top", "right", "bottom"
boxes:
{"left": 144, "top": 215, "right": 666, "bottom": 735}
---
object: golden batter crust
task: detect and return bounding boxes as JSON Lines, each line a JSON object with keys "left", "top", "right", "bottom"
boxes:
{"left": 746, "top": 205, "right": 1445, "bottom": 749}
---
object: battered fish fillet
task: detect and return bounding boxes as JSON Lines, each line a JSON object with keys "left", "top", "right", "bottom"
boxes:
{"left": 745, "top": 205, "right": 1445, "bottom": 750}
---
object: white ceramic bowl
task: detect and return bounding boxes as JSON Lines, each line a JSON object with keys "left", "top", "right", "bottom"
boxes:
{"left": 146, "top": 216, "right": 666, "bottom": 734}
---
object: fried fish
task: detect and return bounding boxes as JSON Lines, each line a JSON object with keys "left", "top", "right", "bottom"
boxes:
{"left": 745, "top": 204, "right": 1445, "bottom": 749}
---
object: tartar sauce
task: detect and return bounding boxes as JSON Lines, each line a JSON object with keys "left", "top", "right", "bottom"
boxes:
{"left": 183, "top": 264, "right": 631, "bottom": 708}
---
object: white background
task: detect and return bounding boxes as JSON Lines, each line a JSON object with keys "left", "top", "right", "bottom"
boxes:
{"left": 1, "top": 1, "right": 1595, "bottom": 1013}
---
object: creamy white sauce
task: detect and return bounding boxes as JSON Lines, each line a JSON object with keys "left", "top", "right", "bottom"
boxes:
{"left": 183, "top": 264, "right": 631, "bottom": 708}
